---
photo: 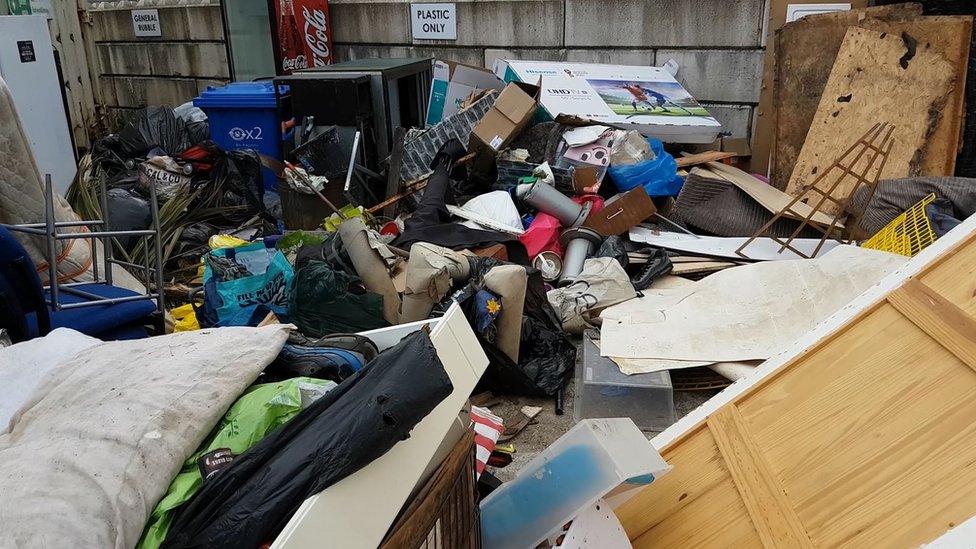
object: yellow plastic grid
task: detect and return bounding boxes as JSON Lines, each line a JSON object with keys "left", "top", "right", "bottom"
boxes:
{"left": 861, "top": 193, "right": 937, "bottom": 257}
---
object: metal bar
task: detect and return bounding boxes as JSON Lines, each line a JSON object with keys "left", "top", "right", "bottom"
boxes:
{"left": 15, "top": 220, "right": 105, "bottom": 229}
{"left": 56, "top": 294, "right": 159, "bottom": 310}
{"left": 344, "top": 130, "right": 362, "bottom": 196}
{"left": 148, "top": 180, "right": 166, "bottom": 314}
{"left": 44, "top": 175, "right": 60, "bottom": 312}
{"left": 100, "top": 169, "right": 114, "bottom": 287}
{"left": 59, "top": 285, "right": 110, "bottom": 301}
{"left": 55, "top": 230, "right": 155, "bottom": 239}
{"left": 0, "top": 225, "right": 46, "bottom": 235}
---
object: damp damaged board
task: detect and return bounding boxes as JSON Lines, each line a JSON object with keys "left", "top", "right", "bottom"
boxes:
{"left": 760, "top": 2, "right": 914, "bottom": 184}
{"left": 613, "top": 211, "right": 976, "bottom": 548}
{"left": 784, "top": 27, "right": 956, "bottom": 215}
{"left": 768, "top": 3, "right": 924, "bottom": 189}
{"left": 773, "top": 11, "right": 972, "bottom": 189}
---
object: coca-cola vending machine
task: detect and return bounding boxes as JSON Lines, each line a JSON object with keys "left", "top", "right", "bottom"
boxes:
{"left": 271, "top": 0, "right": 334, "bottom": 74}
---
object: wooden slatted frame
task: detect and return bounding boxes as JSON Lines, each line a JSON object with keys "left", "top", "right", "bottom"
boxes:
{"left": 616, "top": 214, "right": 976, "bottom": 548}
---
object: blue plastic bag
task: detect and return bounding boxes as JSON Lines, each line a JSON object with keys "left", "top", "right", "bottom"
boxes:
{"left": 607, "top": 137, "right": 683, "bottom": 197}
{"left": 201, "top": 241, "right": 294, "bottom": 327}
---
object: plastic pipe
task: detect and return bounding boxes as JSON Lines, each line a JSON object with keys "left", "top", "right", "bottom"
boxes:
{"left": 516, "top": 180, "right": 591, "bottom": 228}
{"left": 558, "top": 227, "right": 603, "bottom": 287}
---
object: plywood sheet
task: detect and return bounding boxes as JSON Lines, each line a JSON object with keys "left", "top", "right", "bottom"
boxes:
{"left": 769, "top": 4, "right": 925, "bottom": 188}
{"left": 750, "top": 0, "right": 872, "bottom": 178}
{"left": 773, "top": 12, "right": 971, "bottom": 188}
{"left": 785, "top": 27, "right": 956, "bottom": 215}
{"left": 614, "top": 207, "right": 976, "bottom": 547}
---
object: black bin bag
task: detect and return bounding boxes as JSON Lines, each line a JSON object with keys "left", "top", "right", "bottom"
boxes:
{"left": 162, "top": 329, "right": 454, "bottom": 549}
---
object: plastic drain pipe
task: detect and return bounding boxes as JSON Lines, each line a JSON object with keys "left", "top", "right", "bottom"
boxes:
{"left": 401, "top": 242, "right": 472, "bottom": 323}
{"left": 338, "top": 217, "right": 402, "bottom": 325}
{"left": 558, "top": 227, "right": 603, "bottom": 287}
{"left": 516, "top": 180, "right": 592, "bottom": 228}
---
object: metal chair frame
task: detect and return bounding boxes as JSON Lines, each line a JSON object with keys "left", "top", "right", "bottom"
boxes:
{"left": 1, "top": 174, "right": 164, "bottom": 315}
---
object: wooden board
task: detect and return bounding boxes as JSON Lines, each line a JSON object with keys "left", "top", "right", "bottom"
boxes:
{"left": 773, "top": 11, "right": 972, "bottom": 189}
{"left": 769, "top": 4, "right": 923, "bottom": 188}
{"left": 674, "top": 151, "right": 736, "bottom": 169}
{"left": 750, "top": 0, "right": 870, "bottom": 177}
{"left": 695, "top": 163, "right": 842, "bottom": 228}
{"left": 784, "top": 27, "right": 956, "bottom": 215}
{"left": 614, "top": 205, "right": 976, "bottom": 547}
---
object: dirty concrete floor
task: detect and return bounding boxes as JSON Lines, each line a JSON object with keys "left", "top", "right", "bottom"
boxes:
{"left": 488, "top": 339, "right": 721, "bottom": 482}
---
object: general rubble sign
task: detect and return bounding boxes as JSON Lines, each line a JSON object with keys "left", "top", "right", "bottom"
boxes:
{"left": 131, "top": 9, "right": 161, "bottom": 38}
{"left": 410, "top": 3, "right": 457, "bottom": 40}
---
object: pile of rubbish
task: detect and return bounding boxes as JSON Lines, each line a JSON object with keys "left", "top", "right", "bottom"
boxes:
{"left": 7, "top": 3, "right": 976, "bottom": 547}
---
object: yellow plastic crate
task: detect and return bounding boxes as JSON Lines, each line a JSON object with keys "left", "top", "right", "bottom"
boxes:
{"left": 861, "top": 193, "right": 937, "bottom": 257}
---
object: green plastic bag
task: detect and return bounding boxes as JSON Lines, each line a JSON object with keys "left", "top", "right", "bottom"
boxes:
{"left": 288, "top": 260, "right": 389, "bottom": 337}
{"left": 138, "top": 377, "right": 336, "bottom": 549}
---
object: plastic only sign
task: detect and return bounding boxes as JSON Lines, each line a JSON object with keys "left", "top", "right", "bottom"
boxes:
{"left": 411, "top": 3, "right": 456, "bottom": 40}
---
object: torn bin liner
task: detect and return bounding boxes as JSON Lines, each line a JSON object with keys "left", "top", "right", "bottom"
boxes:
{"left": 460, "top": 259, "right": 575, "bottom": 396}
{"left": 162, "top": 330, "right": 454, "bottom": 549}
{"left": 394, "top": 139, "right": 515, "bottom": 251}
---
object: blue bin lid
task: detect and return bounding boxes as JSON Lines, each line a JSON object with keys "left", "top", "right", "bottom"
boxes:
{"left": 193, "top": 81, "right": 286, "bottom": 109}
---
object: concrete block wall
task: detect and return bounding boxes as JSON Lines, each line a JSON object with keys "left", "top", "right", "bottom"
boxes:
{"left": 89, "top": 3, "right": 230, "bottom": 126}
{"left": 330, "top": 0, "right": 767, "bottom": 140}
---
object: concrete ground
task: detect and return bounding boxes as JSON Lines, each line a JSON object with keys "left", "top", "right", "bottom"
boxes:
{"left": 488, "top": 339, "right": 721, "bottom": 482}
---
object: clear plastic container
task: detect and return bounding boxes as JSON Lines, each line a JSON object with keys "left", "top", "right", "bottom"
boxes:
{"left": 574, "top": 333, "right": 676, "bottom": 432}
{"left": 479, "top": 418, "right": 669, "bottom": 549}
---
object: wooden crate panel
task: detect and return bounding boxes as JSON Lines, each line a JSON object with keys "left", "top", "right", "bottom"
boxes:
{"left": 616, "top": 227, "right": 976, "bottom": 547}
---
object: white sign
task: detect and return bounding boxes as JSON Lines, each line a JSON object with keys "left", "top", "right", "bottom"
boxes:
{"left": 131, "top": 9, "right": 161, "bottom": 38}
{"left": 411, "top": 3, "right": 457, "bottom": 40}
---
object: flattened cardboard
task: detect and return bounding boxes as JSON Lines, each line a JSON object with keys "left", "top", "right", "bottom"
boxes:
{"left": 584, "top": 186, "right": 656, "bottom": 236}
{"left": 426, "top": 60, "right": 504, "bottom": 125}
{"left": 471, "top": 81, "right": 540, "bottom": 154}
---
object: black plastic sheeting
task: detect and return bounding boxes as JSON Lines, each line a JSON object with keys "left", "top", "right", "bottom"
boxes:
{"left": 113, "top": 106, "right": 193, "bottom": 158}
{"left": 457, "top": 259, "right": 575, "bottom": 397}
{"left": 394, "top": 139, "right": 515, "bottom": 251}
{"left": 163, "top": 329, "right": 453, "bottom": 548}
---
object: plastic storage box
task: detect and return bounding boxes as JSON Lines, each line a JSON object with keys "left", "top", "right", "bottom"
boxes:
{"left": 575, "top": 332, "right": 676, "bottom": 431}
{"left": 479, "top": 418, "right": 670, "bottom": 549}
{"left": 193, "top": 81, "right": 286, "bottom": 192}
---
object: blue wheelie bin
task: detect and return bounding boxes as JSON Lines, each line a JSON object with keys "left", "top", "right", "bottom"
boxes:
{"left": 193, "top": 81, "right": 287, "bottom": 192}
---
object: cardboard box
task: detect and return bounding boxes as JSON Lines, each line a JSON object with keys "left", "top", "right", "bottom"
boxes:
{"left": 470, "top": 81, "right": 540, "bottom": 154}
{"left": 584, "top": 186, "right": 656, "bottom": 236}
{"left": 493, "top": 60, "right": 722, "bottom": 144}
{"left": 426, "top": 60, "right": 505, "bottom": 126}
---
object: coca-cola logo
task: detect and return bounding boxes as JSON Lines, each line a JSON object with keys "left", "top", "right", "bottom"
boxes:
{"left": 282, "top": 54, "right": 308, "bottom": 72}
{"left": 301, "top": 6, "right": 332, "bottom": 67}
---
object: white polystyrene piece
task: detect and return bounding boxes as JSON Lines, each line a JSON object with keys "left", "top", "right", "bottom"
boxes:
{"left": 554, "top": 499, "right": 631, "bottom": 549}
{"left": 480, "top": 418, "right": 669, "bottom": 549}
{"left": 272, "top": 303, "right": 488, "bottom": 549}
